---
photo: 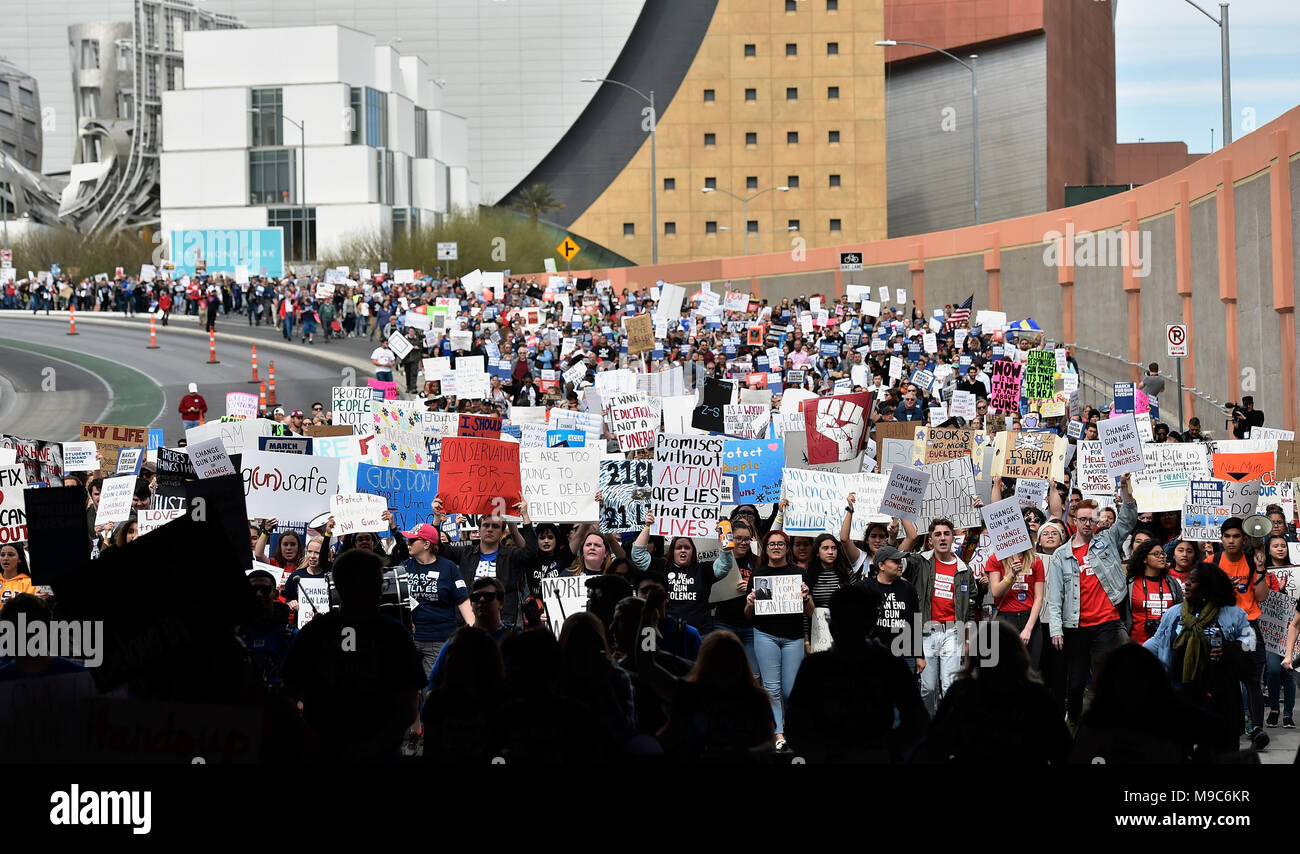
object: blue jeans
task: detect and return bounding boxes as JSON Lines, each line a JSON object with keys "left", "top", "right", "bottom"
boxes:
{"left": 711, "top": 619, "right": 758, "bottom": 681}
{"left": 282, "top": 315, "right": 294, "bottom": 340}
{"left": 1265, "top": 651, "right": 1295, "bottom": 716}
{"left": 753, "top": 628, "right": 804, "bottom": 734}
{"left": 182, "top": 420, "right": 200, "bottom": 431}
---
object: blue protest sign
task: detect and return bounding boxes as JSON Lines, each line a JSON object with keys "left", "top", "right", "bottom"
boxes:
{"left": 355, "top": 462, "right": 438, "bottom": 533}
{"left": 546, "top": 430, "right": 586, "bottom": 448}
{"left": 723, "top": 438, "right": 785, "bottom": 504}
{"left": 147, "top": 429, "right": 165, "bottom": 451}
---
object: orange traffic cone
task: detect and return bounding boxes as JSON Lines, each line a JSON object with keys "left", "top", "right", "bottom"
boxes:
{"left": 147, "top": 315, "right": 159, "bottom": 349}
{"left": 248, "top": 345, "right": 260, "bottom": 383}
{"left": 267, "top": 361, "right": 277, "bottom": 405}
{"left": 207, "top": 329, "right": 219, "bottom": 364}
{"left": 67, "top": 305, "right": 79, "bottom": 335}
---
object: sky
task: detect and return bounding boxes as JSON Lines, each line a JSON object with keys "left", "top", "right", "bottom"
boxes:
{"left": 1115, "top": 0, "right": 1300, "bottom": 152}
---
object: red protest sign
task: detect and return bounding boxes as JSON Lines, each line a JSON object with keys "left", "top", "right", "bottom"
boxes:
{"left": 436, "top": 437, "right": 521, "bottom": 515}
{"left": 457, "top": 413, "right": 502, "bottom": 439}
{"left": 803, "top": 392, "right": 872, "bottom": 464}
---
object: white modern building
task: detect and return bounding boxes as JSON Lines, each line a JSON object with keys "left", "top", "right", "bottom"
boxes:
{"left": 160, "top": 24, "right": 478, "bottom": 262}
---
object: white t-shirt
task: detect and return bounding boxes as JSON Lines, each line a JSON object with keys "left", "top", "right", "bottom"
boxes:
{"left": 370, "top": 347, "right": 396, "bottom": 372}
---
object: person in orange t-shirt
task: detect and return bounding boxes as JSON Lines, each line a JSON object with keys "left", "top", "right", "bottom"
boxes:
{"left": 1213, "top": 517, "right": 1270, "bottom": 743}
{"left": 0, "top": 545, "right": 38, "bottom": 603}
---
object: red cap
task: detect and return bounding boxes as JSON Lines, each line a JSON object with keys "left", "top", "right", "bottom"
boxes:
{"left": 401, "top": 523, "right": 440, "bottom": 542}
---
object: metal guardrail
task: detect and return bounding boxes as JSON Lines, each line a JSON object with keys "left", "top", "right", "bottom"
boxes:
{"left": 1069, "top": 343, "right": 1226, "bottom": 411}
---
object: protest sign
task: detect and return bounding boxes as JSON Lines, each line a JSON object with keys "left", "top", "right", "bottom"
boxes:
{"left": 652, "top": 435, "right": 724, "bottom": 539}
{"left": 367, "top": 378, "right": 399, "bottom": 400}
{"left": 457, "top": 414, "right": 502, "bottom": 439}
{"left": 911, "top": 426, "right": 979, "bottom": 464}
{"left": 540, "top": 575, "right": 589, "bottom": 639}
{"left": 114, "top": 447, "right": 144, "bottom": 476}
{"left": 803, "top": 392, "right": 872, "bottom": 464}
{"left": 356, "top": 462, "right": 437, "bottom": 533}
{"left": 297, "top": 577, "right": 331, "bottom": 630}
{"left": 879, "top": 466, "right": 930, "bottom": 522}
{"left": 1014, "top": 478, "right": 1049, "bottom": 510}
{"left": 371, "top": 400, "right": 429, "bottom": 469}
{"left": 329, "top": 492, "right": 389, "bottom": 535}
{"left": 520, "top": 447, "right": 600, "bottom": 522}
{"left": 780, "top": 469, "right": 889, "bottom": 537}
{"left": 136, "top": 507, "right": 185, "bottom": 536}
{"left": 225, "top": 392, "right": 258, "bottom": 420}
{"left": 723, "top": 438, "right": 785, "bottom": 504}
{"left": 1077, "top": 440, "right": 1113, "bottom": 496}
{"left": 692, "top": 378, "right": 733, "bottom": 434}
{"left": 1023, "top": 350, "right": 1057, "bottom": 400}
{"left": 723, "top": 404, "right": 769, "bottom": 440}
{"left": 950, "top": 391, "right": 977, "bottom": 420}
{"left": 1183, "top": 479, "right": 1261, "bottom": 540}
{"left": 332, "top": 386, "right": 373, "bottom": 429}
{"left": 95, "top": 475, "right": 136, "bottom": 527}
{"left": 1129, "top": 443, "right": 1211, "bottom": 512}
{"left": 600, "top": 458, "right": 652, "bottom": 533}
{"left": 1210, "top": 441, "right": 1275, "bottom": 483}
{"left": 917, "top": 458, "right": 979, "bottom": 528}
{"left": 981, "top": 496, "right": 1033, "bottom": 560}
{"left": 754, "top": 575, "right": 804, "bottom": 616}
{"left": 989, "top": 361, "right": 1023, "bottom": 412}
{"left": 259, "top": 436, "right": 311, "bottom": 455}
{"left": 625, "top": 312, "right": 654, "bottom": 354}
{"left": 62, "top": 441, "right": 98, "bottom": 473}
{"left": 188, "top": 436, "right": 237, "bottom": 479}
{"left": 992, "top": 432, "right": 1067, "bottom": 481}
{"left": 1098, "top": 414, "right": 1145, "bottom": 476}
{"left": 239, "top": 449, "right": 338, "bottom": 521}
{"left": 546, "top": 430, "right": 585, "bottom": 448}
{"left": 605, "top": 393, "right": 658, "bottom": 453}
{"left": 79, "top": 422, "right": 147, "bottom": 479}
{"left": 1259, "top": 570, "right": 1300, "bottom": 656}
{"left": 1113, "top": 382, "right": 1136, "bottom": 412}
{"left": 436, "top": 438, "right": 522, "bottom": 515}
{"left": 0, "top": 465, "right": 27, "bottom": 545}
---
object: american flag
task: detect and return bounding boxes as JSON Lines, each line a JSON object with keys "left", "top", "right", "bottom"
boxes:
{"left": 945, "top": 294, "right": 973, "bottom": 331}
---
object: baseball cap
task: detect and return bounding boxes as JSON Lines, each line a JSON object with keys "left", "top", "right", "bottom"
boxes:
{"left": 273, "top": 406, "right": 286, "bottom": 416}
{"left": 873, "top": 545, "right": 905, "bottom": 565}
{"left": 401, "top": 523, "right": 440, "bottom": 542}
{"left": 290, "top": 409, "right": 304, "bottom": 417}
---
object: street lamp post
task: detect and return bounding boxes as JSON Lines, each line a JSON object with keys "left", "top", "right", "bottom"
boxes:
{"left": 1180, "top": 1, "right": 1232, "bottom": 145}
{"left": 251, "top": 107, "right": 308, "bottom": 268}
{"left": 876, "top": 39, "right": 980, "bottom": 225}
{"left": 700, "top": 185, "right": 790, "bottom": 255}
{"left": 581, "top": 78, "right": 657, "bottom": 264}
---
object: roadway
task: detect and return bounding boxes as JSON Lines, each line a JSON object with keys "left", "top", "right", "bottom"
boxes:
{"left": 0, "top": 310, "right": 378, "bottom": 443}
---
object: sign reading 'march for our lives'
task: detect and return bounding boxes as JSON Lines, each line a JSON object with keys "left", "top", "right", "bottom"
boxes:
{"left": 170, "top": 228, "right": 285, "bottom": 278}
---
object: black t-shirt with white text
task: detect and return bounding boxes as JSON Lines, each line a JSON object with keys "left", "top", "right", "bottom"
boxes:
{"left": 858, "top": 576, "right": 921, "bottom": 650}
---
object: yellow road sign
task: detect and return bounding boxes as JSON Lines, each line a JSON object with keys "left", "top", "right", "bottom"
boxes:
{"left": 556, "top": 236, "right": 580, "bottom": 262}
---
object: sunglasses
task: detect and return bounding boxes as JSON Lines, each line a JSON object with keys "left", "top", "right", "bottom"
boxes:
{"left": 470, "top": 591, "right": 502, "bottom": 603}
{"left": 251, "top": 585, "right": 276, "bottom": 596}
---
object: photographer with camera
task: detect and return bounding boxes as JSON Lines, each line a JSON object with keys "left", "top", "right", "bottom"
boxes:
{"left": 1125, "top": 539, "right": 1183, "bottom": 646}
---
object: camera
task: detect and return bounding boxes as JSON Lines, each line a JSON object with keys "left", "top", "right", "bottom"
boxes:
{"left": 1144, "top": 618, "right": 1161, "bottom": 636}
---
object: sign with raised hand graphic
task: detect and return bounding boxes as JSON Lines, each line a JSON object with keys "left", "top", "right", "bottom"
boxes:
{"left": 803, "top": 392, "right": 873, "bottom": 465}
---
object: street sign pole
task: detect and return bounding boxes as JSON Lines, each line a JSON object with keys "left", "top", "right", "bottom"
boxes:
{"left": 1177, "top": 357, "right": 1184, "bottom": 433}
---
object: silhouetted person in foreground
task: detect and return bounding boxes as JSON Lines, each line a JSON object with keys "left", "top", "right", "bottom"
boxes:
{"left": 785, "top": 585, "right": 927, "bottom": 763}
{"left": 283, "top": 549, "right": 426, "bottom": 763}
{"left": 914, "top": 620, "right": 1070, "bottom": 764}
{"left": 421, "top": 626, "right": 508, "bottom": 765}
{"left": 493, "top": 628, "right": 592, "bottom": 764}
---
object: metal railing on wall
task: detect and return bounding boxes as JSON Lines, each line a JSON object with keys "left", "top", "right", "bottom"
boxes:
{"left": 1069, "top": 343, "right": 1227, "bottom": 417}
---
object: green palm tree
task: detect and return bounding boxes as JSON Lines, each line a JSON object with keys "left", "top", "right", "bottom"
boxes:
{"left": 511, "top": 184, "right": 562, "bottom": 229}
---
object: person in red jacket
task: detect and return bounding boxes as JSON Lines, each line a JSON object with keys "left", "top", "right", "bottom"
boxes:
{"left": 179, "top": 383, "right": 207, "bottom": 430}
{"left": 158, "top": 289, "right": 172, "bottom": 326}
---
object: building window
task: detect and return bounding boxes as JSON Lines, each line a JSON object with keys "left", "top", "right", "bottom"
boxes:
{"left": 18, "top": 88, "right": 33, "bottom": 109}
{"left": 744, "top": 43, "right": 756, "bottom": 57}
{"left": 375, "top": 149, "right": 395, "bottom": 205}
{"left": 786, "top": 87, "right": 798, "bottom": 100}
{"left": 0, "top": 140, "right": 13, "bottom": 154}
{"left": 414, "top": 107, "right": 428, "bottom": 158}
{"left": 116, "top": 46, "right": 132, "bottom": 72}
{"left": 703, "top": 88, "right": 715, "bottom": 102}
{"left": 623, "top": 222, "right": 635, "bottom": 236}
{"left": 746, "top": 176, "right": 758, "bottom": 190}
{"left": 704, "top": 132, "right": 716, "bottom": 146}
{"left": 251, "top": 88, "right": 283, "bottom": 147}
{"left": 349, "top": 87, "right": 362, "bottom": 145}
{"left": 787, "top": 175, "right": 799, "bottom": 188}
{"left": 829, "top": 218, "right": 842, "bottom": 232}
{"left": 829, "top": 173, "right": 841, "bottom": 187}
{"left": 828, "top": 130, "right": 840, "bottom": 143}
{"left": 268, "top": 206, "right": 317, "bottom": 263}
{"left": 787, "top": 131, "right": 799, "bottom": 144}
{"left": 827, "top": 0, "right": 838, "bottom": 9}
{"left": 80, "top": 39, "right": 100, "bottom": 70}
{"left": 21, "top": 150, "right": 35, "bottom": 168}
{"left": 0, "top": 81, "right": 9, "bottom": 100}
{"left": 365, "top": 87, "right": 387, "bottom": 148}
{"left": 0, "top": 110, "right": 12, "bottom": 130}
{"left": 116, "top": 90, "right": 134, "bottom": 119}
{"left": 745, "top": 132, "right": 757, "bottom": 145}
{"left": 747, "top": 220, "right": 759, "bottom": 234}
{"left": 827, "top": 41, "right": 839, "bottom": 55}
{"left": 788, "top": 219, "right": 800, "bottom": 231}
{"left": 385, "top": 150, "right": 395, "bottom": 205}
{"left": 705, "top": 221, "right": 718, "bottom": 234}
{"left": 745, "top": 88, "right": 756, "bottom": 101}
{"left": 827, "top": 86, "right": 839, "bottom": 99}
{"left": 664, "top": 221, "right": 676, "bottom": 236}
{"left": 663, "top": 177, "right": 675, "bottom": 191}
{"left": 392, "top": 206, "right": 407, "bottom": 238}
{"left": 21, "top": 118, "right": 36, "bottom": 141}
{"left": 704, "top": 176, "right": 717, "bottom": 190}
{"left": 786, "top": 43, "right": 797, "bottom": 57}
{"left": 786, "top": 0, "right": 797, "bottom": 9}
{"left": 250, "top": 148, "right": 294, "bottom": 205}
